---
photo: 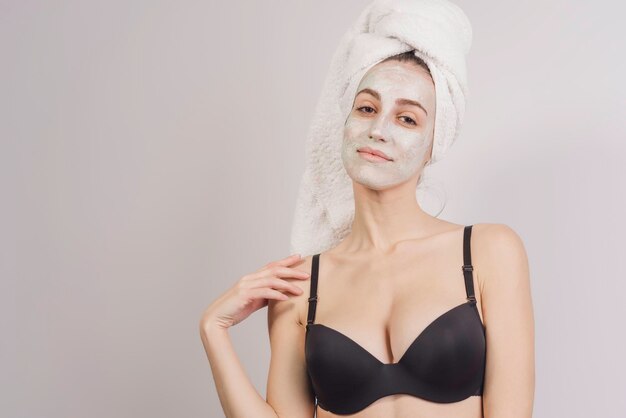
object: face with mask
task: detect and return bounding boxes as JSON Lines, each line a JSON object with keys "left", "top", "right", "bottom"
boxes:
{"left": 341, "top": 59, "right": 436, "bottom": 191}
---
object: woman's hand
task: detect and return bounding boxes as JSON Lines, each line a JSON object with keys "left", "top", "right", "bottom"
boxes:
{"left": 199, "top": 254, "right": 310, "bottom": 333}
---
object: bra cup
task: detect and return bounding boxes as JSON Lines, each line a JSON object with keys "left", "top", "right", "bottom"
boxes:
{"left": 305, "top": 326, "right": 378, "bottom": 408}
{"left": 398, "top": 303, "right": 486, "bottom": 398}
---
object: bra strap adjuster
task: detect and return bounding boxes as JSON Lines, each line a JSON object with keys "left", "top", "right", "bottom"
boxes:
{"left": 307, "top": 296, "right": 318, "bottom": 325}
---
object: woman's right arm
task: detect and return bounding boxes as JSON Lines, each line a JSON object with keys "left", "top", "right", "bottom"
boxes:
{"left": 200, "top": 325, "right": 278, "bottom": 417}
{"left": 199, "top": 254, "right": 315, "bottom": 418}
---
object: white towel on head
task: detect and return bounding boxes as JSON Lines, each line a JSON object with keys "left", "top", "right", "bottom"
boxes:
{"left": 289, "top": 0, "right": 473, "bottom": 257}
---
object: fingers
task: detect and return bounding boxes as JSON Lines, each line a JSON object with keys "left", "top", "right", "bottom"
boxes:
{"left": 244, "top": 266, "right": 309, "bottom": 285}
{"left": 246, "top": 277, "right": 304, "bottom": 296}
{"left": 242, "top": 255, "right": 311, "bottom": 302}
{"left": 270, "top": 265, "right": 310, "bottom": 279}
{"left": 253, "top": 263, "right": 310, "bottom": 282}
{"left": 258, "top": 253, "right": 303, "bottom": 271}
{"left": 275, "top": 253, "right": 303, "bottom": 266}
{"left": 249, "top": 287, "right": 290, "bottom": 301}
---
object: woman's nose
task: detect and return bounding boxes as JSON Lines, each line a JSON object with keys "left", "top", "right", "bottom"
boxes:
{"left": 369, "top": 115, "right": 390, "bottom": 142}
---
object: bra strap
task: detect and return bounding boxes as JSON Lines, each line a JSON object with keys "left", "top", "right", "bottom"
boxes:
{"left": 306, "top": 253, "right": 320, "bottom": 326}
{"left": 462, "top": 225, "right": 477, "bottom": 304}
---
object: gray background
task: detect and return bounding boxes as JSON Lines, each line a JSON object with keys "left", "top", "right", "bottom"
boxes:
{"left": 2, "top": 0, "right": 625, "bottom": 417}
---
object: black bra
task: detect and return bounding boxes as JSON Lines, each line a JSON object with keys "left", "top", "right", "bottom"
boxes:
{"left": 304, "top": 225, "right": 486, "bottom": 415}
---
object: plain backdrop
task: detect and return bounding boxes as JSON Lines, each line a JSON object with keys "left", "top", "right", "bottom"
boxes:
{"left": 2, "top": 0, "right": 625, "bottom": 417}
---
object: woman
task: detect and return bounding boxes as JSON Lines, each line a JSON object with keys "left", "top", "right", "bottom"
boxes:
{"left": 200, "top": 1, "right": 534, "bottom": 417}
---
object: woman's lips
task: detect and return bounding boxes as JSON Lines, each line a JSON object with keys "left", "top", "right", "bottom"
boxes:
{"left": 357, "top": 150, "right": 390, "bottom": 162}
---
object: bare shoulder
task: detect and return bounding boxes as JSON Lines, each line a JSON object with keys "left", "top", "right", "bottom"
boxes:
{"left": 471, "top": 224, "right": 535, "bottom": 412}
{"left": 470, "top": 223, "right": 530, "bottom": 293}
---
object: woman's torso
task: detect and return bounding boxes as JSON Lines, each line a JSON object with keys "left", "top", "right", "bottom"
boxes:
{"left": 294, "top": 224, "right": 486, "bottom": 418}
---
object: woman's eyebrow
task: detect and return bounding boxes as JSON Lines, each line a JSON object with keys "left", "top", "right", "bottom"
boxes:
{"left": 356, "top": 88, "right": 428, "bottom": 116}
{"left": 395, "top": 98, "right": 428, "bottom": 116}
{"left": 356, "top": 88, "right": 381, "bottom": 101}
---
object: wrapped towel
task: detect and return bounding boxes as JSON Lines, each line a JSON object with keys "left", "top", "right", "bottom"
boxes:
{"left": 289, "top": 0, "right": 473, "bottom": 256}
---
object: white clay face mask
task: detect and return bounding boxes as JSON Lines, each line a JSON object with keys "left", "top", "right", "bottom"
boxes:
{"left": 341, "top": 60, "right": 436, "bottom": 190}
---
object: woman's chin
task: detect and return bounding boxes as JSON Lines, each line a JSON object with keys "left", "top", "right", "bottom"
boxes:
{"left": 351, "top": 174, "right": 400, "bottom": 191}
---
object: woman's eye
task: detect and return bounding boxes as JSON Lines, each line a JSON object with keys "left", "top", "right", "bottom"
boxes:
{"left": 400, "top": 116, "right": 417, "bottom": 126}
{"left": 357, "top": 106, "right": 375, "bottom": 114}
